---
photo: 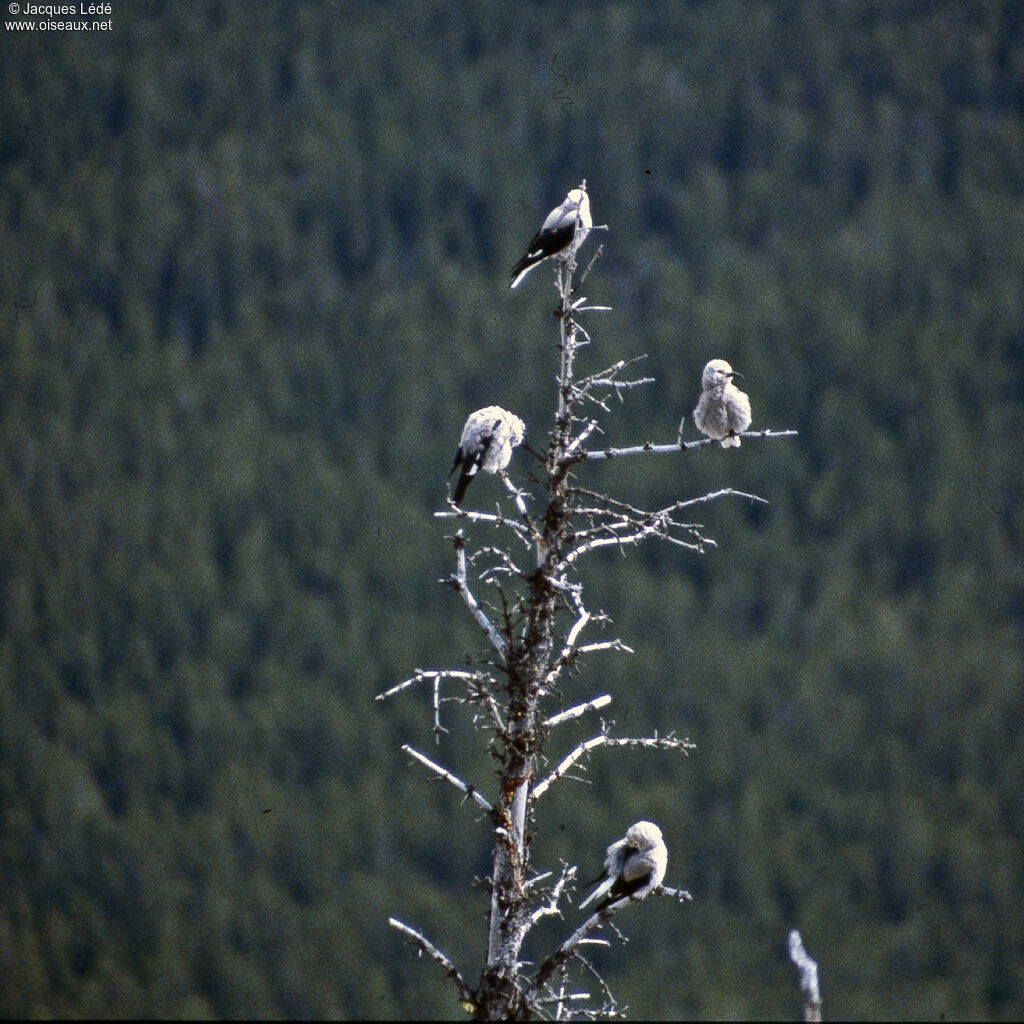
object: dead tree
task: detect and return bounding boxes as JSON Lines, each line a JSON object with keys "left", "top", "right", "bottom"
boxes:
{"left": 378, "top": 184, "right": 797, "bottom": 1020}
{"left": 788, "top": 930, "right": 823, "bottom": 1022}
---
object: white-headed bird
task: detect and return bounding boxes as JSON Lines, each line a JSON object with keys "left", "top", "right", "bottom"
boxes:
{"left": 691, "top": 358, "right": 752, "bottom": 447}
{"left": 449, "top": 406, "right": 526, "bottom": 506}
{"left": 579, "top": 820, "right": 668, "bottom": 912}
{"left": 509, "top": 186, "right": 592, "bottom": 289}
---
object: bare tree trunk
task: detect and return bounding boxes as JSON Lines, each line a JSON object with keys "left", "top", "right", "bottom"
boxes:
{"left": 476, "top": 258, "right": 581, "bottom": 1020}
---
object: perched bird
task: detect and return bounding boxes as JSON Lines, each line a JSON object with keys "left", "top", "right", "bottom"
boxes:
{"left": 691, "top": 358, "right": 752, "bottom": 447}
{"left": 509, "top": 186, "right": 592, "bottom": 289}
{"left": 448, "top": 406, "right": 526, "bottom": 506}
{"left": 579, "top": 820, "right": 668, "bottom": 912}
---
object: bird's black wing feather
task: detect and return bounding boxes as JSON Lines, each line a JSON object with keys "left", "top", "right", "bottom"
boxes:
{"left": 509, "top": 223, "right": 576, "bottom": 280}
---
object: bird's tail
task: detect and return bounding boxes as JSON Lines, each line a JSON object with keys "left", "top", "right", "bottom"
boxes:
{"left": 579, "top": 875, "right": 616, "bottom": 910}
{"left": 453, "top": 466, "right": 477, "bottom": 505}
{"left": 509, "top": 256, "right": 542, "bottom": 289}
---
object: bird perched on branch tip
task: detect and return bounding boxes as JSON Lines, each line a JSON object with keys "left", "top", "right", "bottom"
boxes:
{"left": 448, "top": 406, "right": 526, "bottom": 506}
{"left": 509, "top": 185, "right": 592, "bottom": 289}
{"left": 579, "top": 820, "right": 667, "bottom": 912}
{"left": 691, "top": 358, "right": 752, "bottom": 447}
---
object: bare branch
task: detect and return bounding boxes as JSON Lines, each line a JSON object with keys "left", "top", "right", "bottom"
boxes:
{"left": 378, "top": 669, "right": 507, "bottom": 740}
{"left": 532, "top": 736, "right": 606, "bottom": 800}
{"left": 660, "top": 885, "right": 694, "bottom": 904}
{"left": 564, "top": 513, "right": 707, "bottom": 546}
{"left": 431, "top": 673, "right": 448, "bottom": 743}
{"left": 576, "top": 639, "right": 634, "bottom": 657}
{"left": 465, "top": 675, "right": 507, "bottom": 734}
{"left": 448, "top": 531, "right": 508, "bottom": 659}
{"left": 435, "top": 507, "right": 533, "bottom": 549}
{"left": 565, "top": 419, "right": 602, "bottom": 457}
{"left": 575, "top": 355, "right": 650, "bottom": 390}
{"left": 788, "top": 929, "right": 823, "bottom": 1023}
{"left": 533, "top": 990, "right": 592, "bottom": 1009}
{"left": 562, "top": 526, "right": 703, "bottom": 565}
{"left": 375, "top": 668, "right": 486, "bottom": 702}
{"left": 564, "top": 948, "right": 621, "bottom": 1020}
{"left": 525, "top": 871, "right": 553, "bottom": 891}
{"left": 532, "top": 732, "right": 694, "bottom": 801}
{"left": 564, "top": 608, "right": 591, "bottom": 650}
{"left": 388, "top": 917, "right": 476, "bottom": 1010}
{"left": 539, "top": 610, "right": 632, "bottom": 692}
{"left": 673, "top": 486, "right": 769, "bottom": 509}
{"left": 474, "top": 544, "right": 527, "bottom": 583}
{"left": 557, "top": 486, "right": 773, "bottom": 568}
{"left": 570, "top": 356, "right": 656, "bottom": 412}
{"left": 576, "top": 238, "right": 606, "bottom": 289}
{"left": 532, "top": 909, "right": 608, "bottom": 993}
{"left": 572, "top": 427, "right": 799, "bottom": 464}
{"left": 561, "top": 505, "right": 713, "bottom": 567}
{"left": 402, "top": 744, "right": 494, "bottom": 814}
{"left": 500, "top": 470, "right": 534, "bottom": 523}
{"left": 567, "top": 487, "right": 670, "bottom": 521}
{"left": 532, "top": 884, "right": 691, "bottom": 996}
{"left": 541, "top": 695, "right": 613, "bottom": 729}
{"left": 528, "top": 863, "right": 578, "bottom": 926}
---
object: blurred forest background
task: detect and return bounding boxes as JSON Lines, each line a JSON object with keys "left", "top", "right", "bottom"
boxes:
{"left": 2, "top": 1, "right": 1023, "bottom": 1019}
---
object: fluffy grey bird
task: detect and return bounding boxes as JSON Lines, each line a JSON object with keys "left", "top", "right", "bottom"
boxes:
{"left": 579, "top": 820, "right": 668, "bottom": 912}
{"left": 448, "top": 406, "right": 526, "bottom": 505}
{"left": 691, "top": 358, "right": 752, "bottom": 447}
{"left": 509, "top": 186, "right": 592, "bottom": 289}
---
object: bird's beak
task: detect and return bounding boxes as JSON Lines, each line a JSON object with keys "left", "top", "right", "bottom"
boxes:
{"left": 728, "top": 370, "right": 743, "bottom": 379}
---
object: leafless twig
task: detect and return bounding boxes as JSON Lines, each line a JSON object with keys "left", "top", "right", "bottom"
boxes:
{"left": 376, "top": 668, "right": 488, "bottom": 701}
{"left": 571, "top": 427, "right": 799, "bottom": 464}
{"left": 788, "top": 929, "right": 823, "bottom": 1022}
{"left": 435, "top": 506, "right": 534, "bottom": 548}
{"left": 532, "top": 884, "right": 688, "bottom": 995}
{"left": 541, "top": 695, "right": 613, "bottom": 729}
{"left": 560, "top": 502, "right": 716, "bottom": 566}
{"left": 529, "top": 862, "right": 578, "bottom": 926}
{"left": 388, "top": 917, "right": 476, "bottom": 1009}
{"left": 447, "top": 531, "right": 507, "bottom": 659}
{"left": 532, "top": 733, "right": 695, "bottom": 801}
{"left": 402, "top": 744, "right": 494, "bottom": 814}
